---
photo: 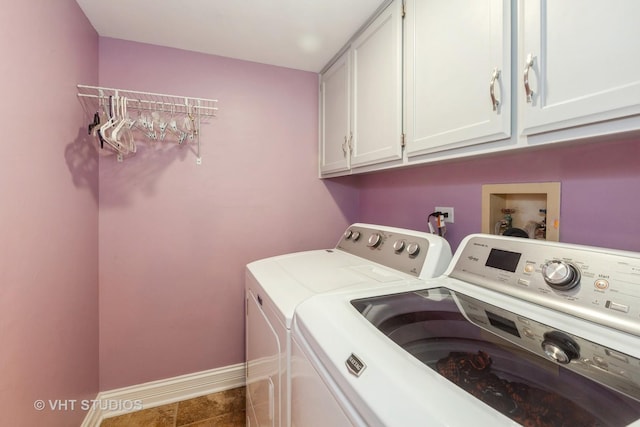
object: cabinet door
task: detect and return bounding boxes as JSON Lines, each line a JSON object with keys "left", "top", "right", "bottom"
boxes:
{"left": 319, "top": 51, "right": 351, "bottom": 175}
{"left": 350, "top": 0, "right": 403, "bottom": 168}
{"left": 519, "top": 0, "right": 640, "bottom": 136}
{"left": 405, "top": 0, "right": 512, "bottom": 157}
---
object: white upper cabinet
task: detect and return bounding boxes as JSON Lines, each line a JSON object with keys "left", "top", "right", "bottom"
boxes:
{"left": 319, "top": 0, "right": 403, "bottom": 176}
{"left": 405, "top": 0, "right": 512, "bottom": 158}
{"left": 319, "top": 51, "right": 351, "bottom": 175}
{"left": 321, "top": 1, "right": 640, "bottom": 176}
{"left": 350, "top": 0, "right": 403, "bottom": 168}
{"left": 519, "top": 0, "right": 640, "bottom": 136}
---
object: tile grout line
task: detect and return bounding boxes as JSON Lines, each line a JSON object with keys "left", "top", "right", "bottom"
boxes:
{"left": 172, "top": 401, "right": 178, "bottom": 427}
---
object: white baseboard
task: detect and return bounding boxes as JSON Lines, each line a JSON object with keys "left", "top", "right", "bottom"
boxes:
{"left": 81, "top": 363, "right": 245, "bottom": 427}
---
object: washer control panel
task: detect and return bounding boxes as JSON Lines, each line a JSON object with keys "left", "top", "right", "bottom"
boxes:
{"left": 450, "top": 235, "right": 640, "bottom": 336}
{"left": 337, "top": 224, "right": 450, "bottom": 278}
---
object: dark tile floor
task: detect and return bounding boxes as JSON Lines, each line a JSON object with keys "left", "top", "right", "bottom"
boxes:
{"left": 99, "top": 387, "right": 245, "bottom": 427}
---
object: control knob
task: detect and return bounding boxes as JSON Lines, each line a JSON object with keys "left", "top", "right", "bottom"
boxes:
{"left": 367, "top": 233, "right": 382, "bottom": 248}
{"left": 351, "top": 231, "right": 361, "bottom": 241}
{"left": 541, "top": 260, "right": 581, "bottom": 291}
{"left": 406, "top": 242, "right": 420, "bottom": 257}
{"left": 392, "top": 240, "right": 406, "bottom": 252}
{"left": 344, "top": 230, "right": 353, "bottom": 239}
{"left": 541, "top": 331, "right": 580, "bottom": 364}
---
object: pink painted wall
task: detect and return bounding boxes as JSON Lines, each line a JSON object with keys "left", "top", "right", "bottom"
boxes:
{"left": 97, "top": 38, "right": 358, "bottom": 389}
{"left": 0, "top": 1, "right": 99, "bottom": 426}
{"left": 357, "top": 138, "right": 640, "bottom": 253}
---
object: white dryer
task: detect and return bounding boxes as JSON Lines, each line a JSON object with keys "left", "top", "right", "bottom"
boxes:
{"left": 245, "top": 223, "right": 452, "bottom": 427}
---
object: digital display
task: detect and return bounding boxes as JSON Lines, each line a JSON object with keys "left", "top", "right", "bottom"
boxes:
{"left": 486, "top": 310, "right": 520, "bottom": 338}
{"left": 486, "top": 248, "right": 521, "bottom": 272}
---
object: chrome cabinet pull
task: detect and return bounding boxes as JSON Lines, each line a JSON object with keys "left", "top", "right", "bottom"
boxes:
{"left": 524, "top": 53, "right": 535, "bottom": 103}
{"left": 342, "top": 136, "right": 348, "bottom": 157}
{"left": 490, "top": 68, "right": 501, "bottom": 111}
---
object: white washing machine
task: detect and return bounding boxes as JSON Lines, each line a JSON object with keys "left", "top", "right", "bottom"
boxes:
{"left": 292, "top": 234, "right": 640, "bottom": 426}
{"left": 245, "top": 223, "right": 452, "bottom": 427}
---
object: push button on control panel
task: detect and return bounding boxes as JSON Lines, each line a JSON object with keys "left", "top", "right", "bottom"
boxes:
{"left": 605, "top": 301, "right": 630, "bottom": 313}
{"left": 606, "top": 349, "right": 629, "bottom": 363}
{"left": 522, "top": 327, "right": 535, "bottom": 338}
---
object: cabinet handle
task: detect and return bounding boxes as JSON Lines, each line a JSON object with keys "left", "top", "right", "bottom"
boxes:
{"left": 523, "top": 53, "right": 535, "bottom": 103}
{"left": 341, "top": 133, "right": 353, "bottom": 158}
{"left": 490, "top": 68, "right": 501, "bottom": 112}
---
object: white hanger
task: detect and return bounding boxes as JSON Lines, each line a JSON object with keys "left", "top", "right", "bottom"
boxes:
{"left": 112, "top": 96, "right": 136, "bottom": 153}
{"left": 99, "top": 95, "right": 129, "bottom": 155}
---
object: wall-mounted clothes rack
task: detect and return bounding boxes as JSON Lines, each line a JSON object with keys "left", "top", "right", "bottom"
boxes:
{"left": 77, "top": 84, "right": 218, "bottom": 164}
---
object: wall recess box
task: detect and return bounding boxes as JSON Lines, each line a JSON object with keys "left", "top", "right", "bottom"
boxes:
{"left": 481, "top": 182, "right": 561, "bottom": 241}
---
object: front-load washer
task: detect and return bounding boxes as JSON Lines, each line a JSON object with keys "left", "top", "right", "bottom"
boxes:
{"left": 292, "top": 234, "right": 640, "bottom": 426}
{"left": 245, "top": 223, "right": 452, "bottom": 427}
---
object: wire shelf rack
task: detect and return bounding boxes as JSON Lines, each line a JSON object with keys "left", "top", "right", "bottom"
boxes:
{"left": 77, "top": 84, "right": 218, "bottom": 164}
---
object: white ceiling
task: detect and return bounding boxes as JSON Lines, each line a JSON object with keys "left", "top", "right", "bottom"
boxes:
{"left": 75, "top": 0, "right": 386, "bottom": 72}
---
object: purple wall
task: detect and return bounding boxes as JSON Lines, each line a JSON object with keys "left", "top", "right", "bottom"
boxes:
{"left": 97, "top": 38, "right": 359, "bottom": 390}
{"left": 357, "top": 138, "right": 640, "bottom": 252}
{"left": 0, "top": 1, "right": 99, "bottom": 426}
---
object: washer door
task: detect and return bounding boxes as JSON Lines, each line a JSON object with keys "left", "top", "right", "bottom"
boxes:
{"left": 352, "top": 288, "right": 640, "bottom": 426}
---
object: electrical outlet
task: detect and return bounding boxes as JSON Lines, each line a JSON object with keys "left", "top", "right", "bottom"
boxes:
{"left": 435, "top": 207, "right": 454, "bottom": 223}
